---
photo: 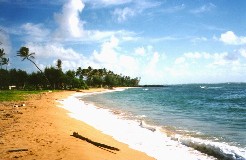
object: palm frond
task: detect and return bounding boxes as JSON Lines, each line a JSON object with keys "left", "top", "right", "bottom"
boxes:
{"left": 1, "top": 57, "right": 9, "bottom": 65}
{"left": 28, "top": 52, "right": 35, "bottom": 59}
{"left": 0, "top": 48, "right": 5, "bottom": 57}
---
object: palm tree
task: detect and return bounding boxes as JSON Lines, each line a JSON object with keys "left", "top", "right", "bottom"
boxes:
{"left": 0, "top": 48, "right": 6, "bottom": 69}
{"left": 0, "top": 48, "right": 5, "bottom": 58}
{"left": 17, "top": 46, "right": 51, "bottom": 88}
{"left": 1, "top": 57, "right": 9, "bottom": 70}
{"left": 56, "top": 59, "right": 62, "bottom": 70}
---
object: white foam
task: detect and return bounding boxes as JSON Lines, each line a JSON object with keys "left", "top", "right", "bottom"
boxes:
{"left": 179, "top": 137, "right": 246, "bottom": 160}
{"left": 57, "top": 93, "right": 217, "bottom": 160}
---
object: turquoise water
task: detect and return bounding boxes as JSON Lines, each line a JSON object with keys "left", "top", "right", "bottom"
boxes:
{"left": 81, "top": 83, "right": 246, "bottom": 159}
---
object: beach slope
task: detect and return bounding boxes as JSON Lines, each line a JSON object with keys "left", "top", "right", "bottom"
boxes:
{"left": 0, "top": 91, "right": 155, "bottom": 160}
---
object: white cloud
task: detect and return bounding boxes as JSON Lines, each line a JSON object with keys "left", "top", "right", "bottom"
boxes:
{"left": 183, "top": 51, "right": 237, "bottom": 66}
{"left": 111, "top": 0, "right": 161, "bottom": 22}
{"left": 54, "top": 0, "right": 85, "bottom": 38}
{"left": 118, "top": 55, "right": 139, "bottom": 76}
{"left": 175, "top": 57, "right": 186, "bottom": 64}
{"left": 134, "top": 47, "right": 145, "bottom": 56}
{"left": 92, "top": 36, "right": 119, "bottom": 65}
{"left": 0, "top": 29, "right": 11, "bottom": 55}
{"left": 84, "top": 0, "right": 132, "bottom": 7}
{"left": 220, "top": 31, "right": 246, "bottom": 45}
{"left": 90, "top": 37, "right": 167, "bottom": 84}
{"left": 184, "top": 52, "right": 202, "bottom": 59}
{"left": 191, "top": 37, "right": 208, "bottom": 43}
{"left": 21, "top": 23, "right": 50, "bottom": 42}
{"left": 151, "top": 36, "right": 180, "bottom": 42}
{"left": 191, "top": 3, "right": 216, "bottom": 14}
{"left": 161, "top": 4, "right": 185, "bottom": 13}
{"left": 100, "top": 0, "right": 131, "bottom": 5}
{"left": 148, "top": 52, "right": 159, "bottom": 67}
{"left": 164, "top": 50, "right": 246, "bottom": 84}
{"left": 239, "top": 48, "right": 246, "bottom": 58}
{"left": 25, "top": 42, "right": 88, "bottom": 70}
{"left": 164, "top": 65, "right": 190, "bottom": 77}
{"left": 91, "top": 36, "right": 140, "bottom": 77}
{"left": 8, "top": 0, "right": 138, "bottom": 45}
{"left": 220, "top": 31, "right": 237, "bottom": 44}
{"left": 52, "top": 0, "right": 138, "bottom": 42}
{"left": 141, "top": 51, "right": 166, "bottom": 84}
{"left": 27, "top": 43, "right": 81, "bottom": 60}
{"left": 113, "top": 7, "right": 135, "bottom": 22}
{"left": 135, "top": 0, "right": 161, "bottom": 11}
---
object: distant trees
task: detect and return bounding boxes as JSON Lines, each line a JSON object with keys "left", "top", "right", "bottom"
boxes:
{"left": 0, "top": 65, "right": 140, "bottom": 90}
{"left": 0, "top": 69, "right": 9, "bottom": 89}
{"left": 0, "top": 46, "right": 141, "bottom": 90}
{"left": 75, "top": 66, "right": 140, "bottom": 88}
{"left": 0, "top": 69, "right": 28, "bottom": 89}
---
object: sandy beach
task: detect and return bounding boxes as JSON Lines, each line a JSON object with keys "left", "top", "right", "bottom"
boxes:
{"left": 0, "top": 90, "right": 155, "bottom": 160}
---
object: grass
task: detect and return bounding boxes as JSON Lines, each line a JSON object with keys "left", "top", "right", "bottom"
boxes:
{"left": 0, "top": 90, "right": 45, "bottom": 102}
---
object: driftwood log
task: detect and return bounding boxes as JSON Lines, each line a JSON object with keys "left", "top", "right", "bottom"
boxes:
{"left": 71, "top": 132, "right": 120, "bottom": 151}
{"left": 8, "top": 148, "right": 28, "bottom": 152}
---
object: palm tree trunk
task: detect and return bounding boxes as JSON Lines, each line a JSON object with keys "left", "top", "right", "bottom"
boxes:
{"left": 28, "top": 58, "right": 52, "bottom": 89}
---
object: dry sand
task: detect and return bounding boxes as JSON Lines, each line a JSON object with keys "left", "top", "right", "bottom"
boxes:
{"left": 0, "top": 90, "right": 155, "bottom": 160}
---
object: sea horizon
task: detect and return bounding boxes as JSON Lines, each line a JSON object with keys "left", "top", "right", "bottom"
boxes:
{"left": 139, "top": 82, "right": 246, "bottom": 86}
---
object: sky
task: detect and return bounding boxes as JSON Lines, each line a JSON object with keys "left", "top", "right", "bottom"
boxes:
{"left": 0, "top": 0, "right": 246, "bottom": 84}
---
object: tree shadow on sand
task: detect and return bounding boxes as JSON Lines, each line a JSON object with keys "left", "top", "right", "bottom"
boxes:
{"left": 71, "top": 132, "right": 120, "bottom": 154}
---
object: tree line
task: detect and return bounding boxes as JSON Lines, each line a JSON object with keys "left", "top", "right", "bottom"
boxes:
{"left": 0, "top": 46, "right": 140, "bottom": 90}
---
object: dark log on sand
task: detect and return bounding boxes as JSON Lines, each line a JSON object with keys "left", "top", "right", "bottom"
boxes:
{"left": 8, "top": 148, "right": 28, "bottom": 152}
{"left": 71, "top": 132, "right": 120, "bottom": 151}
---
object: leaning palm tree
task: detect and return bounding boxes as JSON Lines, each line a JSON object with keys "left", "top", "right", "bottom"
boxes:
{"left": 17, "top": 46, "right": 51, "bottom": 88}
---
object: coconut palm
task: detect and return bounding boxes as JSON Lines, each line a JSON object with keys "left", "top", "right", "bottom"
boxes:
{"left": 0, "top": 48, "right": 6, "bottom": 69}
{"left": 17, "top": 46, "right": 51, "bottom": 88}
{"left": 56, "top": 59, "right": 62, "bottom": 70}
{"left": 1, "top": 57, "right": 9, "bottom": 70}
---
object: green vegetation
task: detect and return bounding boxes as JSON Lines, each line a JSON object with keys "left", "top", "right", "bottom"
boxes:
{"left": 0, "top": 90, "right": 44, "bottom": 101}
{"left": 0, "top": 46, "right": 141, "bottom": 90}
{"left": 0, "top": 48, "right": 9, "bottom": 70}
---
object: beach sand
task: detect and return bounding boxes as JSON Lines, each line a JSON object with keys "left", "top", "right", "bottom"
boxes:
{"left": 0, "top": 90, "right": 155, "bottom": 160}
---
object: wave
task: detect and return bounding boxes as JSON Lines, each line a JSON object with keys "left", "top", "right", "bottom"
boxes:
{"left": 149, "top": 122, "right": 246, "bottom": 160}
{"left": 140, "top": 120, "right": 157, "bottom": 132}
{"left": 178, "top": 136, "right": 246, "bottom": 160}
{"left": 200, "top": 86, "right": 223, "bottom": 89}
{"left": 138, "top": 120, "right": 246, "bottom": 160}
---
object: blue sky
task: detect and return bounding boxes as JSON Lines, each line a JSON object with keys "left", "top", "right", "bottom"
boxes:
{"left": 0, "top": 0, "right": 246, "bottom": 84}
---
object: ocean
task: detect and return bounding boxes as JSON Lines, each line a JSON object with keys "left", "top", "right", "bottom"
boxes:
{"left": 58, "top": 83, "right": 246, "bottom": 160}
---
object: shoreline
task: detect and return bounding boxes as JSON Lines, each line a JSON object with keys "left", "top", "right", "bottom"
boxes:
{"left": 0, "top": 90, "right": 155, "bottom": 160}
{"left": 67, "top": 88, "right": 246, "bottom": 160}
{"left": 58, "top": 89, "right": 213, "bottom": 160}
